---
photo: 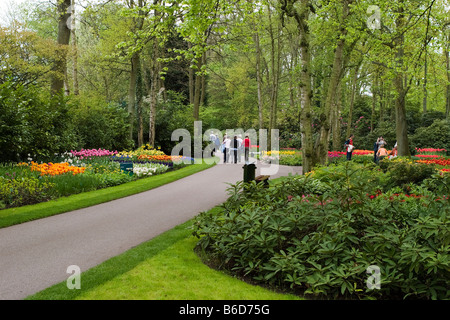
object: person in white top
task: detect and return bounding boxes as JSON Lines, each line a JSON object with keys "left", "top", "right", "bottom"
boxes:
{"left": 236, "top": 135, "right": 243, "bottom": 162}
{"left": 209, "top": 131, "right": 217, "bottom": 156}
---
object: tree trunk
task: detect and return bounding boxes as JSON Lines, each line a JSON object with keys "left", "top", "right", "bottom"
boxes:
{"left": 64, "top": 67, "right": 70, "bottom": 96}
{"left": 51, "top": 0, "right": 71, "bottom": 95}
{"left": 446, "top": 31, "right": 450, "bottom": 118}
{"left": 280, "top": 0, "right": 315, "bottom": 173}
{"left": 191, "top": 46, "right": 205, "bottom": 121}
{"left": 371, "top": 74, "right": 378, "bottom": 132}
{"left": 346, "top": 63, "right": 361, "bottom": 138}
{"left": 298, "top": 20, "right": 314, "bottom": 174}
{"left": 254, "top": 31, "right": 264, "bottom": 129}
{"left": 200, "top": 52, "right": 206, "bottom": 107}
{"left": 393, "top": 2, "right": 411, "bottom": 157}
{"left": 267, "top": 5, "right": 282, "bottom": 150}
{"left": 188, "top": 42, "right": 194, "bottom": 105}
{"left": 379, "top": 81, "right": 384, "bottom": 122}
{"left": 193, "top": 56, "right": 202, "bottom": 121}
{"left": 128, "top": 52, "right": 140, "bottom": 141}
{"left": 149, "top": 32, "right": 161, "bottom": 147}
{"left": 331, "top": 82, "right": 342, "bottom": 151}
{"left": 71, "top": 0, "right": 79, "bottom": 96}
{"left": 137, "top": 57, "right": 144, "bottom": 147}
{"left": 422, "top": 48, "right": 428, "bottom": 113}
{"left": 127, "top": 0, "right": 146, "bottom": 143}
{"left": 149, "top": 69, "right": 159, "bottom": 147}
{"left": 316, "top": 0, "right": 351, "bottom": 165}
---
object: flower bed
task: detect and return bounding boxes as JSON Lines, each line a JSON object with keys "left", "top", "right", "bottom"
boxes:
{"left": 415, "top": 148, "right": 447, "bottom": 156}
{"left": 29, "top": 162, "right": 86, "bottom": 176}
{"left": 415, "top": 154, "right": 443, "bottom": 158}
{"left": 0, "top": 145, "right": 192, "bottom": 209}
{"left": 133, "top": 163, "right": 170, "bottom": 177}
{"left": 70, "top": 148, "right": 118, "bottom": 159}
{"left": 415, "top": 158, "right": 450, "bottom": 166}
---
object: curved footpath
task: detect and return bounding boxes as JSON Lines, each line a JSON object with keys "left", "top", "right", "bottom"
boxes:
{"left": 0, "top": 162, "right": 302, "bottom": 300}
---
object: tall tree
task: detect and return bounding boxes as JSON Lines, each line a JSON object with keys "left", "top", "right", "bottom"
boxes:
{"left": 445, "top": 20, "right": 450, "bottom": 118}
{"left": 315, "top": 0, "right": 353, "bottom": 164}
{"left": 70, "top": 0, "right": 79, "bottom": 96}
{"left": 125, "top": 0, "right": 147, "bottom": 142}
{"left": 51, "top": 0, "right": 72, "bottom": 94}
{"left": 280, "top": 0, "right": 315, "bottom": 173}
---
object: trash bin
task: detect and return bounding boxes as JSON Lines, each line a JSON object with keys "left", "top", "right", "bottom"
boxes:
{"left": 120, "top": 162, "right": 134, "bottom": 176}
{"left": 243, "top": 163, "right": 256, "bottom": 183}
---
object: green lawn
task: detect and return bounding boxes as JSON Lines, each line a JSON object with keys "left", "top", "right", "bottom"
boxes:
{"left": 0, "top": 161, "right": 215, "bottom": 229}
{"left": 26, "top": 209, "right": 301, "bottom": 300}
{"left": 16, "top": 162, "right": 301, "bottom": 300}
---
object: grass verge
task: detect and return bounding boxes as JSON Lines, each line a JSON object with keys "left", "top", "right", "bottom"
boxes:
{"left": 0, "top": 161, "right": 215, "bottom": 229}
{"left": 26, "top": 207, "right": 301, "bottom": 300}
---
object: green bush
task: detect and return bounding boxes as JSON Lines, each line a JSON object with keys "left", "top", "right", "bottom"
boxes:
{"left": 354, "top": 121, "right": 397, "bottom": 151}
{"left": 279, "top": 154, "right": 302, "bottom": 166}
{"left": 411, "top": 119, "right": 450, "bottom": 152}
{"left": 379, "top": 157, "right": 436, "bottom": 190}
{"left": 0, "top": 81, "right": 78, "bottom": 162}
{"left": 70, "top": 98, "right": 134, "bottom": 152}
{"left": 193, "top": 163, "right": 449, "bottom": 300}
{"left": 0, "top": 176, "right": 55, "bottom": 208}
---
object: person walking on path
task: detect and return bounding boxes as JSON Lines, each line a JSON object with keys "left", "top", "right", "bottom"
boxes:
{"left": 237, "top": 135, "right": 243, "bottom": 162}
{"left": 243, "top": 135, "right": 251, "bottom": 164}
{"left": 231, "top": 136, "right": 239, "bottom": 163}
{"left": 209, "top": 131, "right": 217, "bottom": 157}
{"left": 345, "top": 134, "right": 354, "bottom": 161}
{"left": 223, "top": 135, "right": 231, "bottom": 163}
{"left": 214, "top": 135, "right": 221, "bottom": 157}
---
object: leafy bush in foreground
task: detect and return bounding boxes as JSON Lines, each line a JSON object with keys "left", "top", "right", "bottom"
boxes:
{"left": 193, "top": 163, "right": 450, "bottom": 300}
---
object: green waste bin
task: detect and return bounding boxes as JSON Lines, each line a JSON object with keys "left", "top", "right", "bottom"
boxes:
{"left": 120, "top": 162, "right": 134, "bottom": 176}
{"left": 243, "top": 163, "right": 256, "bottom": 183}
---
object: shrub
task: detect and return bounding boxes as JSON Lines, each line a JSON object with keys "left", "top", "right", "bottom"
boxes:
{"left": 193, "top": 163, "right": 449, "bottom": 300}
{"left": 279, "top": 154, "right": 302, "bottom": 166}
{"left": 0, "top": 81, "right": 78, "bottom": 162}
{"left": 70, "top": 98, "right": 134, "bottom": 152}
{"left": 0, "top": 176, "right": 55, "bottom": 208}
{"left": 379, "top": 157, "right": 436, "bottom": 190}
{"left": 411, "top": 119, "right": 450, "bottom": 152}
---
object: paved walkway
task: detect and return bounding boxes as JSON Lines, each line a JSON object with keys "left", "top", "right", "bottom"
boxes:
{"left": 0, "top": 161, "right": 301, "bottom": 300}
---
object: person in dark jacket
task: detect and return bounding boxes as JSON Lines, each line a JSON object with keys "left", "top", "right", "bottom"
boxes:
{"left": 231, "top": 136, "right": 239, "bottom": 163}
{"left": 373, "top": 137, "right": 380, "bottom": 163}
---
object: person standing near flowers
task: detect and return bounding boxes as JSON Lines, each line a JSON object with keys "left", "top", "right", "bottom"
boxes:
{"left": 344, "top": 134, "right": 354, "bottom": 161}
{"left": 373, "top": 137, "right": 380, "bottom": 163}
{"left": 376, "top": 144, "right": 388, "bottom": 162}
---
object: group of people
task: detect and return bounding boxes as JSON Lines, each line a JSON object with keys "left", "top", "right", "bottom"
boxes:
{"left": 373, "top": 136, "right": 397, "bottom": 163}
{"left": 209, "top": 132, "right": 251, "bottom": 164}
{"left": 344, "top": 134, "right": 398, "bottom": 163}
